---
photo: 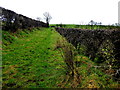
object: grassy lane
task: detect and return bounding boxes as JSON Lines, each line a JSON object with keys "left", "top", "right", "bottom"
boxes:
{"left": 2, "top": 28, "right": 66, "bottom": 88}
{"left": 2, "top": 28, "right": 119, "bottom": 88}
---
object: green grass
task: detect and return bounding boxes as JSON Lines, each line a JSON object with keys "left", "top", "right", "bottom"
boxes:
{"left": 2, "top": 28, "right": 67, "bottom": 88}
{"left": 50, "top": 24, "right": 120, "bottom": 30}
{"left": 2, "top": 27, "right": 119, "bottom": 88}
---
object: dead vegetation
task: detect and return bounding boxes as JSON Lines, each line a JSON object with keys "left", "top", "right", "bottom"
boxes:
{"left": 55, "top": 37, "right": 81, "bottom": 88}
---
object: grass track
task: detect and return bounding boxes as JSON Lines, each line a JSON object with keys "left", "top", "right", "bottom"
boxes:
{"left": 2, "top": 28, "right": 66, "bottom": 88}
{"left": 2, "top": 27, "right": 119, "bottom": 88}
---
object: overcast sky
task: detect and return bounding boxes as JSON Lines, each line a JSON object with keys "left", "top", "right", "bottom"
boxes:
{"left": 0, "top": 0, "right": 119, "bottom": 25}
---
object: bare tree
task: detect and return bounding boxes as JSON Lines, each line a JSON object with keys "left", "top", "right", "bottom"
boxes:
{"left": 43, "top": 12, "right": 52, "bottom": 27}
{"left": 89, "top": 20, "right": 94, "bottom": 25}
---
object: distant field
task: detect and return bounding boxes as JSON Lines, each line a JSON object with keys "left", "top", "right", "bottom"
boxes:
{"left": 50, "top": 24, "right": 120, "bottom": 30}
{"left": 2, "top": 27, "right": 119, "bottom": 88}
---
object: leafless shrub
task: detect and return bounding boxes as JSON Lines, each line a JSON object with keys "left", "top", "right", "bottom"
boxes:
{"left": 55, "top": 38, "right": 81, "bottom": 88}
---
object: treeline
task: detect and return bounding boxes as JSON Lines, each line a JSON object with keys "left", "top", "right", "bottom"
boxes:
{"left": 0, "top": 7, "right": 47, "bottom": 32}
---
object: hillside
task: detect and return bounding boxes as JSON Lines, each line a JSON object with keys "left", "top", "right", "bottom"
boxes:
{"left": 2, "top": 27, "right": 119, "bottom": 88}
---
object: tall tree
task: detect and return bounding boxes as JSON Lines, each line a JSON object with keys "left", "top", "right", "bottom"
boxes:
{"left": 43, "top": 12, "right": 52, "bottom": 27}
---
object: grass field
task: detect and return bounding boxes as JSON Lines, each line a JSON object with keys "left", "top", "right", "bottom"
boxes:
{"left": 50, "top": 24, "right": 120, "bottom": 30}
{"left": 2, "top": 27, "right": 119, "bottom": 88}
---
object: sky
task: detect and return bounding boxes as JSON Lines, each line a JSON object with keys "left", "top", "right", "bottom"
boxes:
{"left": 0, "top": 0, "right": 120, "bottom": 25}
